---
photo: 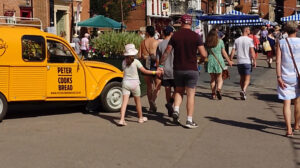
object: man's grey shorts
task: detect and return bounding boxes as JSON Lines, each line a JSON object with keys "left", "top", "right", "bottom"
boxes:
{"left": 237, "top": 64, "right": 252, "bottom": 75}
{"left": 174, "top": 70, "right": 199, "bottom": 88}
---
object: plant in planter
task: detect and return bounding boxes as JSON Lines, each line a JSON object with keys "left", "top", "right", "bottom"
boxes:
{"left": 92, "top": 31, "right": 142, "bottom": 59}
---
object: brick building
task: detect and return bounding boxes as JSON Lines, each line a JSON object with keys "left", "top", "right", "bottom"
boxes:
{"left": 283, "top": 0, "right": 300, "bottom": 17}
{"left": 0, "top": 0, "right": 90, "bottom": 41}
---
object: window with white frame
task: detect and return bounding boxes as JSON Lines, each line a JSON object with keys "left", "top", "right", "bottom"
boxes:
{"left": 297, "top": 0, "right": 300, "bottom": 6}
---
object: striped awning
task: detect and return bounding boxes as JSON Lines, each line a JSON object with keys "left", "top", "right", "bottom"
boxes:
{"left": 208, "top": 10, "right": 262, "bottom": 24}
{"left": 281, "top": 14, "right": 300, "bottom": 22}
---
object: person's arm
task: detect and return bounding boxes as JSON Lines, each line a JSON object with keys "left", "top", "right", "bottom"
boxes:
{"left": 198, "top": 45, "right": 207, "bottom": 58}
{"left": 139, "top": 66, "right": 162, "bottom": 76}
{"left": 250, "top": 47, "right": 256, "bottom": 68}
{"left": 276, "top": 42, "right": 286, "bottom": 89}
{"left": 221, "top": 48, "right": 233, "bottom": 67}
{"left": 159, "top": 45, "right": 173, "bottom": 65}
{"left": 230, "top": 48, "right": 236, "bottom": 61}
{"left": 138, "top": 41, "right": 143, "bottom": 59}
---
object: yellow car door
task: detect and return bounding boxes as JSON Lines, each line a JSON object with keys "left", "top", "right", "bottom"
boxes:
{"left": 46, "top": 39, "right": 86, "bottom": 98}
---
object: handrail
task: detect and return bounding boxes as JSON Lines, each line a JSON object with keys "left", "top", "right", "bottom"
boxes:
{"left": 0, "top": 16, "right": 43, "bottom": 30}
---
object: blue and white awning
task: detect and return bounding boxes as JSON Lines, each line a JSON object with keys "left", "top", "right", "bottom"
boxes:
{"left": 281, "top": 14, "right": 300, "bottom": 22}
{"left": 207, "top": 10, "right": 262, "bottom": 24}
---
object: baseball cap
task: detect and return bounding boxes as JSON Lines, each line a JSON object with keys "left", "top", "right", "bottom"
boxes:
{"left": 181, "top": 14, "right": 192, "bottom": 24}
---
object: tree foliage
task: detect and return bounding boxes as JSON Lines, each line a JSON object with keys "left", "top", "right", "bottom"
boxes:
{"left": 90, "top": 0, "right": 132, "bottom": 22}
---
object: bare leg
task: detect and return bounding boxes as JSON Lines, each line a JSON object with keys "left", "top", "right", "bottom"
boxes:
{"left": 174, "top": 87, "right": 185, "bottom": 108}
{"left": 243, "top": 75, "right": 251, "bottom": 92}
{"left": 144, "top": 75, "right": 154, "bottom": 108}
{"left": 134, "top": 96, "right": 143, "bottom": 119}
{"left": 294, "top": 97, "right": 300, "bottom": 130}
{"left": 186, "top": 87, "right": 196, "bottom": 117}
{"left": 120, "top": 94, "right": 130, "bottom": 122}
{"left": 210, "top": 73, "right": 217, "bottom": 94}
{"left": 283, "top": 99, "right": 293, "bottom": 134}
{"left": 152, "top": 77, "right": 161, "bottom": 104}
{"left": 165, "top": 86, "right": 172, "bottom": 103}
{"left": 240, "top": 75, "right": 245, "bottom": 91}
{"left": 216, "top": 73, "right": 223, "bottom": 91}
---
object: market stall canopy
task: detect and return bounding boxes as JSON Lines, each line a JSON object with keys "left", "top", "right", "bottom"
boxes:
{"left": 281, "top": 14, "right": 300, "bottom": 22}
{"left": 77, "top": 15, "right": 126, "bottom": 29}
{"left": 199, "top": 10, "right": 260, "bottom": 24}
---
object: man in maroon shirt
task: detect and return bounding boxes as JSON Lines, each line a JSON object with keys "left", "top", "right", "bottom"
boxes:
{"left": 160, "top": 14, "right": 207, "bottom": 128}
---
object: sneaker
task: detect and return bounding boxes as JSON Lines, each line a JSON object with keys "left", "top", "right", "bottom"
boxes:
{"left": 240, "top": 91, "right": 246, "bottom": 100}
{"left": 185, "top": 120, "right": 198, "bottom": 129}
{"left": 172, "top": 111, "right": 180, "bottom": 123}
{"left": 165, "top": 103, "right": 174, "bottom": 117}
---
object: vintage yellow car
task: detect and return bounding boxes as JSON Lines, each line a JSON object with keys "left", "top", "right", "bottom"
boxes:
{"left": 0, "top": 21, "right": 123, "bottom": 122}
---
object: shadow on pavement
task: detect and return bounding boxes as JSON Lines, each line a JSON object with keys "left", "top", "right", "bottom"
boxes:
{"left": 205, "top": 116, "right": 284, "bottom": 137}
{"left": 5, "top": 102, "right": 85, "bottom": 120}
{"left": 91, "top": 105, "right": 177, "bottom": 127}
{"left": 252, "top": 92, "right": 282, "bottom": 103}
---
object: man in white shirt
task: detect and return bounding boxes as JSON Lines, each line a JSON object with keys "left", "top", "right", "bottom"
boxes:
{"left": 230, "top": 26, "right": 256, "bottom": 100}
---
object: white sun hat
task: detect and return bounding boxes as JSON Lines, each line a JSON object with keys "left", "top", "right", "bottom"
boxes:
{"left": 124, "top": 43, "right": 138, "bottom": 56}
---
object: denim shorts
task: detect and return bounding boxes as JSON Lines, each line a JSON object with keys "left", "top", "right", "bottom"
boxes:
{"left": 237, "top": 64, "right": 252, "bottom": 75}
{"left": 174, "top": 71, "right": 199, "bottom": 88}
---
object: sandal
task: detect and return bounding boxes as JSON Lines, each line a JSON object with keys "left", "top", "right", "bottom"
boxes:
{"left": 118, "top": 120, "right": 127, "bottom": 126}
{"left": 286, "top": 132, "right": 294, "bottom": 137}
{"left": 138, "top": 117, "right": 148, "bottom": 123}
{"left": 211, "top": 93, "right": 217, "bottom": 100}
{"left": 216, "top": 90, "right": 222, "bottom": 100}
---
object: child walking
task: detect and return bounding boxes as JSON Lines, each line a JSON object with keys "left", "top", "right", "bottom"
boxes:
{"left": 118, "top": 44, "right": 162, "bottom": 126}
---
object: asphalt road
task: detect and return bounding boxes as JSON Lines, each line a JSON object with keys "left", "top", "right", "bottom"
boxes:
{"left": 0, "top": 55, "right": 300, "bottom": 168}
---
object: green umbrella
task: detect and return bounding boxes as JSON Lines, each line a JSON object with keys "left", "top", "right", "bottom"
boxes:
{"left": 77, "top": 15, "right": 126, "bottom": 29}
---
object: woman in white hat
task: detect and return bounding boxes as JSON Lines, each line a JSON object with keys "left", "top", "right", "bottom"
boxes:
{"left": 118, "top": 44, "right": 162, "bottom": 126}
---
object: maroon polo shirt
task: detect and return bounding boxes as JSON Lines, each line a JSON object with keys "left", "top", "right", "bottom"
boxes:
{"left": 168, "top": 28, "right": 203, "bottom": 71}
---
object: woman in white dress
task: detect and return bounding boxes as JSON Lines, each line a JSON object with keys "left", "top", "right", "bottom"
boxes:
{"left": 276, "top": 21, "right": 300, "bottom": 137}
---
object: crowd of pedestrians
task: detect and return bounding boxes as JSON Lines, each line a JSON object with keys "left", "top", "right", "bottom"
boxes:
{"left": 112, "top": 14, "right": 300, "bottom": 136}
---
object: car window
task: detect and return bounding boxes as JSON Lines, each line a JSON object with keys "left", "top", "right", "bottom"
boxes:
{"left": 47, "top": 40, "right": 75, "bottom": 63}
{"left": 22, "top": 35, "right": 45, "bottom": 62}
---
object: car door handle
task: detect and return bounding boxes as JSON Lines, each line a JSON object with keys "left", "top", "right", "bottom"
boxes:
{"left": 47, "top": 65, "right": 50, "bottom": 70}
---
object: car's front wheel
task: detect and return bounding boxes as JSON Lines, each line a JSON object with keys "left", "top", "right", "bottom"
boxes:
{"left": 100, "top": 81, "right": 122, "bottom": 112}
{"left": 0, "top": 93, "right": 8, "bottom": 122}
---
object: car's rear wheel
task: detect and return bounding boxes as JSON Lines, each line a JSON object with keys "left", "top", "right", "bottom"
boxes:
{"left": 0, "top": 94, "right": 8, "bottom": 122}
{"left": 100, "top": 81, "right": 122, "bottom": 112}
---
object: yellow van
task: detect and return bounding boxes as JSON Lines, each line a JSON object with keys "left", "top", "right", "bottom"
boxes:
{"left": 0, "top": 18, "right": 123, "bottom": 122}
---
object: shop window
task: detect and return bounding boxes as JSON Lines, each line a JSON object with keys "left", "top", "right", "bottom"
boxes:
{"left": 22, "top": 35, "right": 45, "bottom": 62}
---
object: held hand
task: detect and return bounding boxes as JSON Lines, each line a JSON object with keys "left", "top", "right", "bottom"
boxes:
{"left": 228, "top": 60, "right": 234, "bottom": 67}
{"left": 252, "top": 60, "right": 257, "bottom": 68}
{"left": 277, "top": 78, "right": 287, "bottom": 89}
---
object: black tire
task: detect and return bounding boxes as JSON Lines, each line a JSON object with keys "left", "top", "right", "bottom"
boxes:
{"left": 100, "top": 81, "right": 122, "bottom": 112}
{"left": 0, "top": 94, "right": 8, "bottom": 122}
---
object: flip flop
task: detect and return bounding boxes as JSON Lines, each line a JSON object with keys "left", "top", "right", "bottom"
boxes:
{"left": 286, "top": 132, "right": 294, "bottom": 137}
{"left": 138, "top": 117, "right": 148, "bottom": 123}
{"left": 118, "top": 120, "right": 127, "bottom": 126}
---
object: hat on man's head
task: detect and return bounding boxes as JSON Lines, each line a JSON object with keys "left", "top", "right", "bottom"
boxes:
{"left": 181, "top": 14, "right": 192, "bottom": 24}
{"left": 124, "top": 44, "right": 138, "bottom": 56}
{"left": 73, "top": 34, "right": 79, "bottom": 38}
